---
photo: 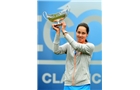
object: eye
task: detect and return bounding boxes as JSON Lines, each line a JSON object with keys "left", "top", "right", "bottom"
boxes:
{"left": 77, "top": 31, "right": 80, "bottom": 34}
{"left": 82, "top": 32, "right": 86, "bottom": 35}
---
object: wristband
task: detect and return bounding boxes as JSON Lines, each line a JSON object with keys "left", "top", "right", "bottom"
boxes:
{"left": 63, "top": 31, "right": 68, "bottom": 35}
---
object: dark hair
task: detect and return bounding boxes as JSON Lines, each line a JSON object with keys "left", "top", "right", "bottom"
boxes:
{"left": 76, "top": 22, "right": 89, "bottom": 42}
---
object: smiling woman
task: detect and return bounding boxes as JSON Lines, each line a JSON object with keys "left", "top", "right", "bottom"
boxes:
{"left": 52, "top": 21, "right": 95, "bottom": 90}
{"left": 38, "top": 0, "right": 102, "bottom": 90}
{"left": 76, "top": 23, "right": 89, "bottom": 43}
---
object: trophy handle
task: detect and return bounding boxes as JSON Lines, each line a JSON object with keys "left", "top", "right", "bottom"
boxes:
{"left": 64, "top": 5, "right": 70, "bottom": 14}
{"left": 66, "top": 5, "right": 70, "bottom": 12}
{"left": 42, "top": 11, "right": 48, "bottom": 20}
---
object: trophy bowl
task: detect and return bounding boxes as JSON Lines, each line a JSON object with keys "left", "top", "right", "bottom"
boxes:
{"left": 43, "top": 6, "right": 70, "bottom": 26}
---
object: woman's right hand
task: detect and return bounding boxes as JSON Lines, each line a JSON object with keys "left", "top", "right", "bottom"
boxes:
{"left": 52, "top": 24, "right": 60, "bottom": 34}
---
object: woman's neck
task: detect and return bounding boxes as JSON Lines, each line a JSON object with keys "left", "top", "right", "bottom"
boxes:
{"left": 78, "top": 41, "right": 87, "bottom": 44}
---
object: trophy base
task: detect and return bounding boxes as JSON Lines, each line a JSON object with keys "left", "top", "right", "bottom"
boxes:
{"left": 54, "top": 23, "right": 62, "bottom": 26}
{"left": 53, "top": 18, "right": 64, "bottom": 26}
{"left": 55, "top": 20, "right": 62, "bottom": 26}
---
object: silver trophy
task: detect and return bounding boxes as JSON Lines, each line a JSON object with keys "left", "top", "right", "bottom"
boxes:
{"left": 43, "top": 6, "right": 70, "bottom": 26}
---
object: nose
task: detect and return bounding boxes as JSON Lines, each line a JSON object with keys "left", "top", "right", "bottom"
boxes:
{"left": 79, "top": 33, "right": 82, "bottom": 36}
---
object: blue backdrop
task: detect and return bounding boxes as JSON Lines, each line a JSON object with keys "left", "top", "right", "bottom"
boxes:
{"left": 37, "top": 0, "right": 102, "bottom": 90}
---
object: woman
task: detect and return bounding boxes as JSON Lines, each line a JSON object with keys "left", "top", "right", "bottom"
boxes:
{"left": 52, "top": 21, "right": 95, "bottom": 90}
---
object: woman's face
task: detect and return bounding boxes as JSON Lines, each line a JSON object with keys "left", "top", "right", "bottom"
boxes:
{"left": 76, "top": 26, "right": 88, "bottom": 43}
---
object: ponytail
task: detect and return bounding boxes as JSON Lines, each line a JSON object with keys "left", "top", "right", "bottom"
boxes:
{"left": 85, "top": 39, "right": 88, "bottom": 42}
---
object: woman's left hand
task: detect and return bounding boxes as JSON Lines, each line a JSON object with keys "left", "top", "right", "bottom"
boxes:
{"left": 61, "top": 21, "right": 66, "bottom": 31}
